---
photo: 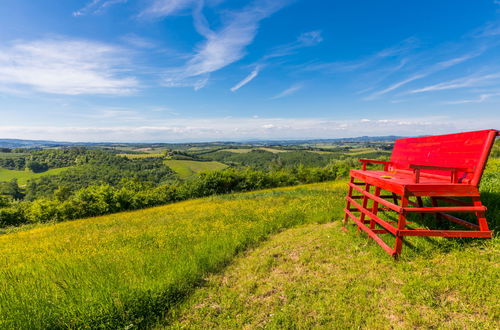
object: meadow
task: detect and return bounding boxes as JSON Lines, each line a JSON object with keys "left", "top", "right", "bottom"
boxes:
{"left": 0, "top": 143, "right": 498, "bottom": 328}
{"left": 0, "top": 166, "right": 73, "bottom": 185}
{"left": 0, "top": 182, "right": 345, "bottom": 328}
{"left": 163, "top": 159, "right": 227, "bottom": 178}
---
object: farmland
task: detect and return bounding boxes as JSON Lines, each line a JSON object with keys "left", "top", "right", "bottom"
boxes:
{"left": 0, "top": 166, "right": 73, "bottom": 185}
{"left": 164, "top": 159, "right": 228, "bottom": 178}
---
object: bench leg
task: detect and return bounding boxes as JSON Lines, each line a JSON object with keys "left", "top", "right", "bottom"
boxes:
{"left": 393, "top": 196, "right": 409, "bottom": 258}
{"left": 392, "top": 193, "right": 398, "bottom": 206}
{"left": 358, "top": 183, "right": 371, "bottom": 230}
{"left": 343, "top": 176, "right": 355, "bottom": 227}
{"left": 472, "top": 197, "right": 490, "bottom": 232}
{"left": 416, "top": 197, "right": 425, "bottom": 220}
{"left": 370, "top": 187, "right": 381, "bottom": 229}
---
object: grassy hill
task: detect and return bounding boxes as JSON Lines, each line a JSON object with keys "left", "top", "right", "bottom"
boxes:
{"left": 166, "top": 222, "right": 498, "bottom": 329}
{"left": 0, "top": 166, "right": 74, "bottom": 185}
{"left": 0, "top": 163, "right": 498, "bottom": 328}
{"left": 164, "top": 159, "right": 228, "bottom": 178}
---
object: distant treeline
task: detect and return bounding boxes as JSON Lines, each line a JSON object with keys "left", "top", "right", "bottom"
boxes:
{"left": 200, "top": 149, "right": 390, "bottom": 169}
{"left": 0, "top": 160, "right": 357, "bottom": 227}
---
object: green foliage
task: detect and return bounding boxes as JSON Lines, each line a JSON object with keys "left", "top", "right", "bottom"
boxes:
{"left": 24, "top": 152, "right": 174, "bottom": 200}
{"left": 0, "top": 181, "right": 347, "bottom": 328}
{"left": 26, "top": 160, "right": 49, "bottom": 173}
{"left": 0, "top": 162, "right": 352, "bottom": 227}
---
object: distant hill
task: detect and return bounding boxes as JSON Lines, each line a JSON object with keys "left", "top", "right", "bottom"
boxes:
{"left": 0, "top": 136, "right": 403, "bottom": 148}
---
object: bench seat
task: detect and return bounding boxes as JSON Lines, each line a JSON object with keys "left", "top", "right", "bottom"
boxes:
{"left": 350, "top": 169, "right": 479, "bottom": 197}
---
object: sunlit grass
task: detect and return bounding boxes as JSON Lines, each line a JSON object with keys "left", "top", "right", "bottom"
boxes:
{"left": 0, "top": 166, "right": 74, "bottom": 184}
{"left": 166, "top": 222, "right": 499, "bottom": 329}
{"left": 164, "top": 159, "right": 228, "bottom": 178}
{"left": 118, "top": 153, "right": 164, "bottom": 159}
{"left": 0, "top": 181, "right": 345, "bottom": 328}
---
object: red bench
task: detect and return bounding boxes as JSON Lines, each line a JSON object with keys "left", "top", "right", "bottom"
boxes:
{"left": 342, "top": 129, "right": 498, "bottom": 258}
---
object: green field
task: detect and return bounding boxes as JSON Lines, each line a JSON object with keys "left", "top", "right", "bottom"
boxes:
{"left": 118, "top": 153, "right": 164, "bottom": 159}
{"left": 221, "top": 147, "right": 287, "bottom": 154}
{"left": 167, "top": 222, "right": 499, "bottom": 329}
{"left": 164, "top": 159, "right": 227, "bottom": 178}
{"left": 0, "top": 167, "right": 73, "bottom": 184}
{"left": 0, "top": 159, "right": 498, "bottom": 328}
{"left": 0, "top": 182, "right": 346, "bottom": 328}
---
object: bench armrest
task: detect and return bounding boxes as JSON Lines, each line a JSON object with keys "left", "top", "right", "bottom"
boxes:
{"left": 359, "top": 159, "right": 391, "bottom": 171}
{"left": 409, "top": 164, "right": 474, "bottom": 183}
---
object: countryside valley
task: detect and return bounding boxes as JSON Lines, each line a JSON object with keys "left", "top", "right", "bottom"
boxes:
{"left": 0, "top": 137, "right": 499, "bottom": 328}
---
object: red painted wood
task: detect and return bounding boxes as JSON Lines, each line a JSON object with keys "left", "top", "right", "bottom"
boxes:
{"left": 346, "top": 196, "right": 398, "bottom": 235}
{"left": 344, "top": 209, "right": 395, "bottom": 255}
{"left": 390, "top": 129, "right": 498, "bottom": 186}
{"left": 398, "top": 230, "right": 492, "bottom": 238}
{"left": 342, "top": 129, "right": 498, "bottom": 258}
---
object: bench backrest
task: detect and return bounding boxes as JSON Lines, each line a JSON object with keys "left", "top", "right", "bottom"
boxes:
{"left": 390, "top": 129, "right": 498, "bottom": 186}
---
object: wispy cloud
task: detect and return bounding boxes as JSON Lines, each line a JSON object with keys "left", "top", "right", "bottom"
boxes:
{"left": 73, "top": 0, "right": 128, "bottom": 16}
{"left": 230, "top": 67, "right": 260, "bottom": 92}
{"left": 271, "top": 83, "right": 303, "bottom": 99}
{"left": 302, "top": 37, "right": 418, "bottom": 74}
{"left": 365, "top": 51, "right": 483, "bottom": 99}
{"left": 442, "top": 92, "right": 500, "bottom": 104}
{"left": 141, "top": 0, "right": 289, "bottom": 89}
{"left": 0, "top": 38, "right": 138, "bottom": 95}
{"left": 410, "top": 72, "right": 500, "bottom": 94}
{"left": 263, "top": 30, "right": 323, "bottom": 60}
{"left": 230, "top": 30, "right": 323, "bottom": 92}
{"left": 139, "top": 0, "right": 198, "bottom": 18}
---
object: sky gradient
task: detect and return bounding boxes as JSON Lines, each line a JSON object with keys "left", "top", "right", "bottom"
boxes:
{"left": 1, "top": 0, "right": 499, "bottom": 142}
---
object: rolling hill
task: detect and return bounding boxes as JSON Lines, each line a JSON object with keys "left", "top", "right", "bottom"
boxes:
{"left": 1, "top": 175, "right": 498, "bottom": 328}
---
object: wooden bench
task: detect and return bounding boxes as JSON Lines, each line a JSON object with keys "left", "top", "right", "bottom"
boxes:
{"left": 342, "top": 129, "right": 498, "bottom": 258}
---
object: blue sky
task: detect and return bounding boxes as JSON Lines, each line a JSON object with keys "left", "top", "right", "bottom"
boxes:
{"left": 0, "top": 0, "right": 499, "bottom": 142}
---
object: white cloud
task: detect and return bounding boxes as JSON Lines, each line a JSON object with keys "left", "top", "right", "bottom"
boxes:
{"left": 73, "top": 0, "right": 127, "bottom": 16}
{"left": 1, "top": 116, "right": 498, "bottom": 142}
{"left": 0, "top": 38, "right": 138, "bottom": 95}
{"left": 442, "top": 92, "right": 500, "bottom": 104}
{"left": 230, "top": 67, "right": 260, "bottom": 92}
{"left": 144, "top": 0, "right": 288, "bottom": 89}
{"left": 271, "top": 83, "right": 304, "bottom": 99}
{"left": 139, "top": 0, "right": 198, "bottom": 18}
{"left": 410, "top": 73, "right": 500, "bottom": 94}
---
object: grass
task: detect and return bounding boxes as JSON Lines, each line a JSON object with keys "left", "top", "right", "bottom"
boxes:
{"left": 166, "top": 222, "right": 499, "bottom": 329}
{"left": 0, "top": 166, "right": 74, "bottom": 185}
{"left": 0, "top": 181, "right": 346, "bottom": 328}
{"left": 164, "top": 159, "right": 227, "bottom": 178}
{"left": 221, "top": 148, "right": 287, "bottom": 154}
{"left": 1, "top": 160, "right": 498, "bottom": 328}
{"left": 118, "top": 153, "right": 164, "bottom": 159}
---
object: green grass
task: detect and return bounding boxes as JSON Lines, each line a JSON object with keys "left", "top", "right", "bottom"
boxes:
{"left": 0, "top": 182, "right": 346, "bottom": 328}
{"left": 166, "top": 222, "right": 499, "bottom": 329}
{"left": 118, "top": 153, "right": 164, "bottom": 159}
{"left": 220, "top": 147, "right": 287, "bottom": 154}
{"left": 0, "top": 166, "right": 74, "bottom": 185}
{"left": 164, "top": 159, "right": 228, "bottom": 178}
{"left": 1, "top": 159, "right": 498, "bottom": 328}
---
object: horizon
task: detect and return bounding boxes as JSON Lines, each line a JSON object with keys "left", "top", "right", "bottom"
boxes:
{"left": 1, "top": 1, "right": 500, "bottom": 141}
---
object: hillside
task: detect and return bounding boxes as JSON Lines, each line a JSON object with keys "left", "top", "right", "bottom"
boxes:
{"left": 1, "top": 174, "right": 499, "bottom": 328}
{"left": 165, "top": 222, "right": 499, "bottom": 329}
{"left": 0, "top": 181, "right": 346, "bottom": 328}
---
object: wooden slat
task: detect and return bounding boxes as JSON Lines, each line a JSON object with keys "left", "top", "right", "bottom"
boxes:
{"left": 438, "top": 212, "right": 479, "bottom": 230}
{"left": 403, "top": 206, "right": 486, "bottom": 213}
{"left": 344, "top": 209, "right": 395, "bottom": 255}
{"left": 346, "top": 196, "right": 398, "bottom": 235}
{"left": 399, "top": 229, "right": 492, "bottom": 238}
{"left": 348, "top": 182, "right": 402, "bottom": 213}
